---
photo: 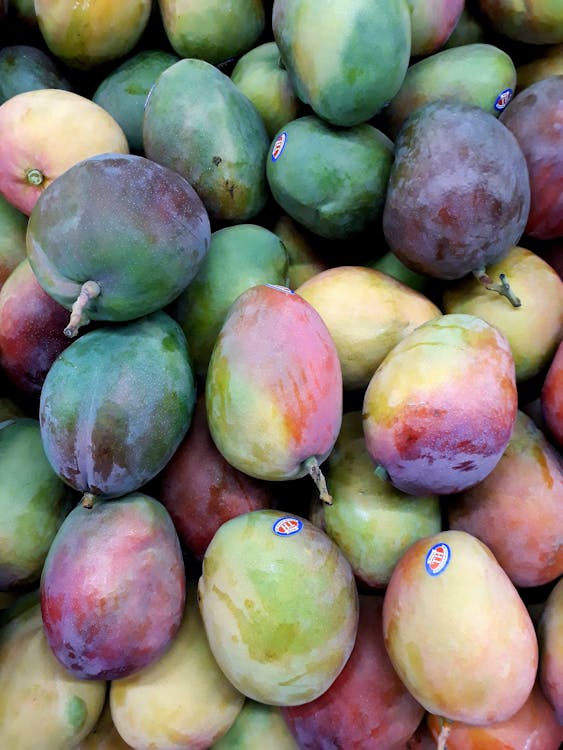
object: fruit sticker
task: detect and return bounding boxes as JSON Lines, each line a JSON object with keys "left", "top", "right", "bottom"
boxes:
{"left": 271, "top": 131, "right": 287, "bottom": 161}
{"left": 425, "top": 542, "right": 451, "bottom": 576}
{"left": 273, "top": 517, "right": 303, "bottom": 536}
{"left": 494, "top": 88, "right": 513, "bottom": 112}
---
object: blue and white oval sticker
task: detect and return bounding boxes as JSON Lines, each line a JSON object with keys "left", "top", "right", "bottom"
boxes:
{"left": 271, "top": 131, "right": 287, "bottom": 162}
{"left": 273, "top": 516, "right": 303, "bottom": 536}
{"left": 494, "top": 88, "right": 513, "bottom": 112}
{"left": 425, "top": 542, "right": 451, "bottom": 576}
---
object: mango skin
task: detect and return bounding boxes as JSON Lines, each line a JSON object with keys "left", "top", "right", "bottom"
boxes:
{"left": 383, "top": 43, "right": 517, "bottom": 138}
{"left": 296, "top": 265, "right": 441, "bottom": 390}
{"left": 272, "top": 0, "right": 411, "bottom": 126}
{"left": 448, "top": 410, "right": 563, "bottom": 588}
{"left": 110, "top": 585, "right": 245, "bottom": 750}
{"left": 143, "top": 58, "right": 270, "bottom": 222}
{"left": 211, "top": 700, "right": 299, "bottom": 750}
{"left": 39, "top": 312, "right": 196, "bottom": 499}
{"left": 35, "top": 0, "right": 152, "bottom": 69}
{"left": 407, "top": 0, "right": 464, "bottom": 56}
{"left": 0, "top": 603, "right": 106, "bottom": 750}
{"left": 443, "top": 246, "right": 563, "bottom": 382}
{"left": 198, "top": 509, "right": 359, "bottom": 706}
{"left": 0, "top": 89, "right": 129, "bottom": 215}
{"left": 205, "top": 284, "right": 342, "bottom": 481}
{"left": 266, "top": 116, "right": 394, "bottom": 240}
{"left": 40, "top": 493, "right": 186, "bottom": 680}
{"left": 500, "top": 75, "right": 563, "bottom": 240}
{"left": 542, "top": 341, "right": 563, "bottom": 448}
{"left": 76, "top": 701, "right": 133, "bottom": 750}
{"left": 0, "top": 194, "right": 27, "bottom": 288}
{"left": 363, "top": 314, "right": 517, "bottom": 495}
{"left": 0, "top": 418, "right": 73, "bottom": 591}
{"left": 539, "top": 578, "right": 563, "bottom": 722}
{"left": 477, "top": 0, "right": 563, "bottom": 44}
{"left": 382, "top": 101, "right": 531, "bottom": 280}
{"left": 27, "top": 152, "right": 210, "bottom": 328}
{"left": 0, "top": 44, "right": 72, "bottom": 105}
{"left": 159, "top": 0, "right": 265, "bottom": 65}
{"left": 320, "top": 411, "right": 441, "bottom": 588}
{"left": 382, "top": 530, "right": 538, "bottom": 725}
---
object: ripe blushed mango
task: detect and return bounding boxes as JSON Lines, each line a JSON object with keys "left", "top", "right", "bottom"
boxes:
{"left": 382, "top": 530, "right": 538, "bottom": 725}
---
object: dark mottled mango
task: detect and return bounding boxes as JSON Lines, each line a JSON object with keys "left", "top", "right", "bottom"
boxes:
{"left": 26, "top": 152, "right": 210, "bottom": 335}
{"left": 382, "top": 102, "right": 530, "bottom": 279}
{"left": 39, "top": 311, "right": 196, "bottom": 500}
{"left": 143, "top": 58, "right": 270, "bottom": 222}
{"left": 40, "top": 493, "right": 186, "bottom": 680}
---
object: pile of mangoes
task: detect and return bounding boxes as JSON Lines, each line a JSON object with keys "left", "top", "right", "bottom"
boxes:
{"left": 0, "top": 1, "right": 562, "bottom": 748}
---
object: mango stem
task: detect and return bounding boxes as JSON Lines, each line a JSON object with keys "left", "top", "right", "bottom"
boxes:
{"left": 64, "top": 280, "right": 101, "bottom": 338}
{"left": 81, "top": 492, "right": 96, "bottom": 509}
{"left": 304, "top": 456, "right": 332, "bottom": 505}
{"left": 472, "top": 266, "right": 521, "bottom": 307}
{"left": 437, "top": 720, "right": 451, "bottom": 750}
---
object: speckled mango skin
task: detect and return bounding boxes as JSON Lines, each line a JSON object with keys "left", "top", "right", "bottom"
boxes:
{"left": 26, "top": 152, "right": 210, "bottom": 324}
{"left": 477, "top": 0, "right": 563, "bottom": 44}
{"left": 198, "top": 509, "right": 359, "bottom": 706}
{"left": 35, "top": 0, "right": 152, "bottom": 69}
{"left": 110, "top": 584, "right": 244, "bottom": 750}
{"left": 143, "top": 58, "right": 270, "bottom": 222}
{"left": 362, "top": 313, "right": 517, "bottom": 495}
{"left": 0, "top": 603, "right": 106, "bottom": 749}
{"left": 539, "top": 578, "right": 563, "bottom": 722}
{"left": 39, "top": 311, "right": 196, "bottom": 499}
{"left": 272, "top": 0, "right": 411, "bottom": 126}
{"left": 448, "top": 410, "right": 563, "bottom": 588}
{"left": 382, "top": 530, "right": 538, "bottom": 725}
{"left": 205, "top": 284, "right": 343, "bottom": 481}
{"left": 40, "top": 493, "right": 186, "bottom": 681}
{"left": 383, "top": 43, "right": 517, "bottom": 138}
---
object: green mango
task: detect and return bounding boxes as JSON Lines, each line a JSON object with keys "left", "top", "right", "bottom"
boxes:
{"left": 0, "top": 418, "right": 73, "bottom": 591}
{"left": 39, "top": 311, "right": 196, "bottom": 502}
{"left": 0, "top": 193, "right": 27, "bottom": 289}
{"left": 0, "top": 45, "right": 72, "bottom": 105}
{"left": 143, "top": 58, "right": 270, "bottom": 222}
{"left": 382, "top": 43, "right": 517, "bottom": 138}
{"left": 172, "top": 223, "right": 289, "bottom": 379}
{"left": 211, "top": 699, "right": 299, "bottom": 749}
{"left": 267, "top": 115, "right": 393, "bottom": 239}
{"left": 272, "top": 0, "right": 411, "bottom": 126}
{"left": 93, "top": 49, "right": 179, "bottom": 153}
{"left": 231, "top": 41, "right": 302, "bottom": 138}
{"left": 0, "top": 603, "right": 106, "bottom": 749}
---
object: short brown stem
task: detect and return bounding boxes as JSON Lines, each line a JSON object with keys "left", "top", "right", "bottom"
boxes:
{"left": 64, "top": 280, "right": 101, "bottom": 338}
{"left": 304, "top": 456, "right": 332, "bottom": 505}
{"left": 472, "top": 266, "right": 521, "bottom": 307}
{"left": 81, "top": 492, "right": 97, "bottom": 509}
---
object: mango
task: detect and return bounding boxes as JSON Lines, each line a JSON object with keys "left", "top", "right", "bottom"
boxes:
{"left": 158, "top": 0, "right": 265, "bottom": 64}
{"left": 516, "top": 44, "right": 563, "bottom": 91}
{"left": 0, "top": 193, "right": 26, "bottom": 288}
{"left": 76, "top": 700, "right": 133, "bottom": 750}
{"left": 443, "top": 245, "right": 563, "bottom": 382}
{"left": 539, "top": 578, "right": 563, "bottom": 722}
{"left": 448, "top": 410, "right": 563, "bottom": 588}
{"left": 541, "top": 341, "right": 563, "bottom": 448}
{"left": 172, "top": 223, "right": 289, "bottom": 379}
{"left": 266, "top": 115, "right": 394, "bottom": 240}
{"left": 143, "top": 58, "right": 270, "bottom": 222}
{"left": 296, "top": 265, "right": 441, "bottom": 390}
{"left": 205, "top": 284, "right": 342, "bottom": 500}
{"left": 35, "top": 0, "right": 152, "bottom": 69}
{"left": 27, "top": 152, "right": 210, "bottom": 336}
{"left": 382, "top": 530, "right": 538, "bottom": 724}
{"left": 41, "top": 493, "right": 186, "bottom": 680}
{"left": 110, "top": 584, "right": 244, "bottom": 750}
{"left": 0, "top": 89, "right": 129, "bottom": 215}
{"left": 319, "top": 411, "right": 441, "bottom": 588}
{"left": 0, "top": 603, "right": 106, "bottom": 749}
{"left": 211, "top": 700, "right": 299, "bottom": 749}
{"left": 382, "top": 101, "right": 531, "bottom": 281}
{"left": 0, "top": 44, "right": 72, "bottom": 104}
{"left": 198, "top": 509, "right": 359, "bottom": 705}
{"left": 362, "top": 313, "right": 517, "bottom": 495}
{"left": 477, "top": 0, "right": 563, "bottom": 44}
{"left": 0, "top": 418, "right": 73, "bottom": 591}
{"left": 39, "top": 311, "right": 196, "bottom": 502}
{"left": 272, "top": 0, "right": 411, "bottom": 126}
{"left": 500, "top": 75, "right": 563, "bottom": 240}
{"left": 382, "top": 43, "right": 517, "bottom": 138}
{"left": 272, "top": 214, "right": 329, "bottom": 289}
{"left": 406, "top": 0, "right": 464, "bottom": 56}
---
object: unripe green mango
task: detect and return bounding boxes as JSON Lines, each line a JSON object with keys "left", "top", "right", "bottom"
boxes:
{"left": 382, "top": 43, "right": 517, "bottom": 138}
{"left": 0, "top": 603, "right": 106, "bottom": 749}
{"left": 0, "top": 45, "right": 72, "bottom": 105}
{"left": 0, "top": 418, "right": 73, "bottom": 591}
{"left": 211, "top": 700, "right": 299, "bottom": 749}
{"left": 0, "top": 194, "right": 27, "bottom": 289}
{"left": 272, "top": 0, "right": 411, "bottom": 126}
